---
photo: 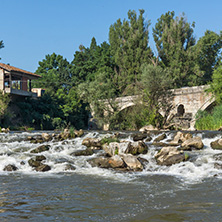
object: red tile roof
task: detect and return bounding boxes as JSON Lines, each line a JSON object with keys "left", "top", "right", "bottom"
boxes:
{"left": 0, "top": 63, "right": 41, "bottom": 78}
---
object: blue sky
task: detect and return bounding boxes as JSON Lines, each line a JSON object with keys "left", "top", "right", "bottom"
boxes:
{"left": 0, "top": 0, "right": 221, "bottom": 72}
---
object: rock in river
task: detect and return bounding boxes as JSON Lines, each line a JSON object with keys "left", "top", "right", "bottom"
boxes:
{"left": 155, "top": 147, "right": 186, "bottom": 166}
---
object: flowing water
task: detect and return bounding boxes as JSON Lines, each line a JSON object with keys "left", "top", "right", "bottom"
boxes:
{"left": 0, "top": 130, "right": 222, "bottom": 221}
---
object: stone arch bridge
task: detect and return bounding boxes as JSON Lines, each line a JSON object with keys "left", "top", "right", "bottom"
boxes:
{"left": 92, "top": 85, "right": 214, "bottom": 130}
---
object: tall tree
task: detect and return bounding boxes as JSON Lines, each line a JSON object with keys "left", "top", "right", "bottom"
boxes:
{"left": 71, "top": 38, "right": 114, "bottom": 85}
{"left": 153, "top": 11, "right": 202, "bottom": 87}
{"left": 195, "top": 30, "right": 222, "bottom": 84}
{"left": 35, "top": 53, "right": 72, "bottom": 93}
{"left": 109, "top": 9, "right": 153, "bottom": 94}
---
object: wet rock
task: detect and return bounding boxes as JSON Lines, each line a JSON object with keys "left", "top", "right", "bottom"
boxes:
{"left": 74, "top": 129, "right": 84, "bottom": 137}
{"left": 64, "top": 164, "right": 76, "bottom": 171}
{"left": 214, "top": 163, "right": 222, "bottom": 169}
{"left": 137, "top": 157, "right": 149, "bottom": 167}
{"left": 28, "top": 155, "right": 46, "bottom": 167}
{"left": 28, "top": 159, "right": 42, "bottom": 167}
{"left": 181, "top": 137, "right": 204, "bottom": 150}
{"left": 171, "top": 132, "right": 192, "bottom": 144}
{"left": 155, "top": 147, "right": 186, "bottom": 166}
{"left": 108, "top": 155, "right": 125, "bottom": 168}
{"left": 35, "top": 155, "right": 47, "bottom": 161}
{"left": 87, "top": 157, "right": 110, "bottom": 168}
{"left": 71, "top": 148, "right": 94, "bottom": 156}
{"left": 132, "top": 133, "right": 147, "bottom": 141}
{"left": 82, "top": 138, "right": 101, "bottom": 148}
{"left": 145, "top": 136, "right": 152, "bottom": 142}
{"left": 20, "top": 161, "right": 25, "bottom": 165}
{"left": 102, "top": 142, "right": 120, "bottom": 157}
{"left": 41, "top": 133, "right": 52, "bottom": 141}
{"left": 30, "top": 145, "right": 50, "bottom": 153}
{"left": 213, "top": 153, "right": 222, "bottom": 161}
{"left": 125, "top": 141, "right": 148, "bottom": 155}
{"left": 211, "top": 139, "right": 222, "bottom": 150}
{"left": 154, "top": 133, "right": 167, "bottom": 143}
{"left": 121, "top": 154, "right": 144, "bottom": 171}
{"left": 3, "top": 164, "right": 18, "bottom": 171}
{"left": 35, "top": 164, "right": 51, "bottom": 172}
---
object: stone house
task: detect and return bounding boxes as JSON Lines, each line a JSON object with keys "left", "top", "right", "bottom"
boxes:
{"left": 0, "top": 63, "right": 41, "bottom": 98}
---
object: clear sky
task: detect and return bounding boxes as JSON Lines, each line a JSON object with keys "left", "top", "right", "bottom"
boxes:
{"left": 0, "top": 0, "right": 221, "bottom": 73}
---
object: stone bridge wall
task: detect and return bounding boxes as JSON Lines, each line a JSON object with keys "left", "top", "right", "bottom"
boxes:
{"left": 91, "top": 85, "right": 215, "bottom": 130}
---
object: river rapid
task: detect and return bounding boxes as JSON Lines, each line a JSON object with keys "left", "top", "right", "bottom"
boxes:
{"left": 0, "top": 130, "right": 222, "bottom": 222}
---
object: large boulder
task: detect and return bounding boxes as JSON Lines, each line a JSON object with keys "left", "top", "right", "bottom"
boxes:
{"left": 121, "top": 154, "right": 144, "bottom": 171}
{"left": 155, "top": 147, "right": 186, "bottom": 166}
{"left": 30, "top": 145, "right": 50, "bottom": 153}
{"left": 87, "top": 157, "right": 110, "bottom": 168}
{"left": 181, "top": 137, "right": 204, "bottom": 150}
{"left": 171, "top": 132, "right": 192, "bottom": 144}
{"left": 108, "top": 155, "right": 125, "bottom": 168}
{"left": 102, "top": 142, "right": 120, "bottom": 156}
{"left": 82, "top": 138, "right": 101, "bottom": 148}
{"left": 211, "top": 139, "right": 222, "bottom": 150}
{"left": 125, "top": 141, "right": 148, "bottom": 155}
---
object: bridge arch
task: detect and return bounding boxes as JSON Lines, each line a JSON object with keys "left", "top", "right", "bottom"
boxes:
{"left": 93, "top": 85, "right": 215, "bottom": 130}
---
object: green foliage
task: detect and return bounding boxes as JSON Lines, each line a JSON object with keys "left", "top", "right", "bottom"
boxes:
{"left": 209, "top": 65, "right": 222, "bottom": 103}
{"left": 100, "top": 137, "right": 120, "bottom": 145}
{"left": 109, "top": 9, "right": 152, "bottom": 94}
{"left": 195, "top": 104, "right": 222, "bottom": 130}
{"left": 0, "top": 91, "right": 10, "bottom": 119}
{"left": 184, "top": 153, "right": 189, "bottom": 161}
{"left": 195, "top": 30, "right": 222, "bottom": 84}
{"left": 140, "top": 64, "right": 172, "bottom": 128}
{"left": 153, "top": 11, "right": 202, "bottom": 87}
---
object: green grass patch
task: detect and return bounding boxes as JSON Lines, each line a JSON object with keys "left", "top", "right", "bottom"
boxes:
{"left": 195, "top": 104, "right": 222, "bottom": 130}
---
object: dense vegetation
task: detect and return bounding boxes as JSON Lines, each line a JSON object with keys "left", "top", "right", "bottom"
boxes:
{"left": 1, "top": 9, "right": 222, "bottom": 130}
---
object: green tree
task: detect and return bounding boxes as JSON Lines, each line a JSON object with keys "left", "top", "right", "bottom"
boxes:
{"left": 35, "top": 53, "right": 72, "bottom": 93}
{"left": 71, "top": 38, "right": 114, "bottom": 85}
{"left": 0, "top": 91, "right": 10, "bottom": 120}
{"left": 153, "top": 11, "right": 202, "bottom": 87}
{"left": 209, "top": 64, "right": 222, "bottom": 103}
{"left": 78, "top": 71, "right": 118, "bottom": 129}
{"left": 195, "top": 30, "right": 222, "bottom": 84}
{"left": 140, "top": 64, "right": 173, "bottom": 128}
{"left": 109, "top": 9, "right": 153, "bottom": 94}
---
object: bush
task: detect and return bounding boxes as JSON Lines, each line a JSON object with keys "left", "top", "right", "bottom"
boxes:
{"left": 195, "top": 104, "right": 222, "bottom": 130}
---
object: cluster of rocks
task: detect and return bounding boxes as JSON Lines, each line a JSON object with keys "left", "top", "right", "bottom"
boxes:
{"left": 4, "top": 129, "right": 222, "bottom": 173}
{"left": 26, "top": 129, "right": 84, "bottom": 143}
{"left": 80, "top": 131, "right": 207, "bottom": 171}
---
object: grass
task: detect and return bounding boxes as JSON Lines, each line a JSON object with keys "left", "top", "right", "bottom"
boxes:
{"left": 195, "top": 104, "right": 222, "bottom": 130}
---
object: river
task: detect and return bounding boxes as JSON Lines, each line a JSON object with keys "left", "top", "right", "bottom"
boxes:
{"left": 0, "top": 130, "right": 222, "bottom": 221}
